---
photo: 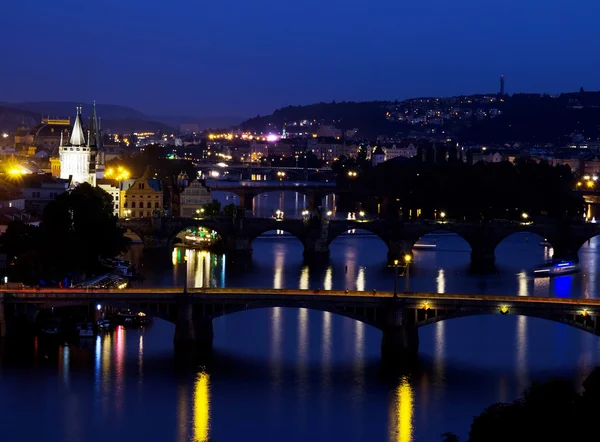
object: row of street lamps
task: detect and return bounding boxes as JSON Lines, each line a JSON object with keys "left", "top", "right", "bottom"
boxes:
{"left": 391, "top": 254, "right": 412, "bottom": 298}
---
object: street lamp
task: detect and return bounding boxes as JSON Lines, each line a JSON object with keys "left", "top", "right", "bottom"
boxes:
{"left": 326, "top": 210, "right": 333, "bottom": 217}
{"left": 404, "top": 254, "right": 412, "bottom": 293}
{"left": 521, "top": 212, "right": 529, "bottom": 220}
{"left": 440, "top": 211, "right": 446, "bottom": 219}
{"left": 359, "top": 211, "right": 365, "bottom": 218}
{"left": 348, "top": 171, "right": 357, "bottom": 178}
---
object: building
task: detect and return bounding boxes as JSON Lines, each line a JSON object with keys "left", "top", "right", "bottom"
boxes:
{"left": 179, "top": 179, "right": 211, "bottom": 217}
{"left": 123, "top": 177, "right": 163, "bottom": 218}
{"left": 371, "top": 146, "right": 386, "bottom": 166}
{"left": 97, "top": 179, "right": 121, "bottom": 217}
{"left": 0, "top": 208, "right": 41, "bottom": 234}
{"left": 57, "top": 104, "right": 106, "bottom": 186}
{"left": 16, "top": 117, "right": 71, "bottom": 154}
{"left": 0, "top": 184, "right": 25, "bottom": 210}
{"left": 19, "top": 174, "right": 70, "bottom": 215}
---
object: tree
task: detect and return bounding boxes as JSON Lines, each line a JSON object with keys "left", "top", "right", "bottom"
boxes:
{"left": 202, "top": 199, "right": 222, "bottom": 217}
{"left": 0, "top": 220, "right": 42, "bottom": 283}
{"left": 221, "top": 203, "right": 238, "bottom": 217}
{"left": 441, "top": 432, "right": 459, "bottom": 442}
{"left": 38, "top": 183, "right": 131, "bottom": 279}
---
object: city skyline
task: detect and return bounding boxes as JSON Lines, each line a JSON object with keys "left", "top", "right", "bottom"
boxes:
{"left": 2, "top": 0, "right": 600, "bottom": 117}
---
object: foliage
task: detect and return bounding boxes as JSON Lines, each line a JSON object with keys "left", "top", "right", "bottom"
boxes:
{"left": 221, "top": 203, "right": 237, "bottom": 217}
{"left": 0, "top": 183, "right": 130, "bottom": 284}
{"left": 348, "top": 156, "right": 582, "bottom": 221}
{"left": 466, "top": 368, "right": 600, "bottom": 442}
{"left": 202, "top": 199, "right": 222, "bottom": 217}
{"left": 441, "top": 432, "right": 460, "bottom": 442}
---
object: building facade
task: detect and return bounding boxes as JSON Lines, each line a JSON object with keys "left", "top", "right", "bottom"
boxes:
{"left": 57, "top": 105, "right": 106, "bottom": 186}
{"left": 179, "top": 179, "right": 211, "bottom": 217}
{"left": 123, "top": 178, "right": 163, "bottom": 219}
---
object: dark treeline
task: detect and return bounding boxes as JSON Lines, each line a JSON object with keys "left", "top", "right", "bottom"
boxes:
{"left": 444, "top": 367, "right": 600, "bottom": 442}
{"left": 0, "top": 184, "right": 129, "bottom": 285}
{"left": 337, "top": 157, "right": 582, "bottom": 221}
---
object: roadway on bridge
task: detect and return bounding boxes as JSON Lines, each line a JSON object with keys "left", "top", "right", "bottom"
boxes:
{"left": 4, "top": 287, "right": 600, "bottom": 309}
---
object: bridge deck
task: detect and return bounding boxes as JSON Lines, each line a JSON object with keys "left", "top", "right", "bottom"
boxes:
{"left": 2, "top": 288, "right": 599, "bottom": 310}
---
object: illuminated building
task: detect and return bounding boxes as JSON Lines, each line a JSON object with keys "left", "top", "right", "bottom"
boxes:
{"left": 179, "top": 179, "right": 211, "bottom": 217}
{"left": 58, "top": 107, "right": 96, "bottom": 186}
{"left": 97, "top": 179, "right": 121, "bottom": 217}
{"left": 123, "top": 178, "right": 163, "bottom": 218}
{"left": 16, "top": 117, "right": 71, "bottom": 154}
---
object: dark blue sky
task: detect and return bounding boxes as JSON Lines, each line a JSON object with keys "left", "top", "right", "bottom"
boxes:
{"left": 2, "top": 0, "right": 599, "bottom": 117}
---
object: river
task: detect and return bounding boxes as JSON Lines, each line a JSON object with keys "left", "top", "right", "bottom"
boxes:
{"left": 1, "top": 191, "right": 599, "bottom": 442}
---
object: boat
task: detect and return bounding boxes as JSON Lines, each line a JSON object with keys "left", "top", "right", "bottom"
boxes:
{"left": 101, "top": 259, "right": 134, "bottom": 277}
{"left": 40, "top": 318, "right": 61, "bottom": 335}
{"left": 76, "top": 321, "right": 95, "bottom": 337}
{"left": 533, "top": 261, "right": 580, "bottom": 277}
{"left": 97, "top": 319, "right": 113, "bottom": 330}
{"left": 114, "top": 310, "right": 152, "bottom": 327}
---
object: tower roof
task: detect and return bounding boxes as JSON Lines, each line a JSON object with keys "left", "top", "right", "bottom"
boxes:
{"left": 69, "top": 106, "right": 86, "bottom": 146}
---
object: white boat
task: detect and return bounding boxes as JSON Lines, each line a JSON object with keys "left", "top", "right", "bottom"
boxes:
{"left": 534, "top": 261, "right": 580, "bottom": 277}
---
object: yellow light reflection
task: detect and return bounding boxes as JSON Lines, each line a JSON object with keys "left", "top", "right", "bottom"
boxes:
{"left": 356, "top": 267, "right": 365, "bottom": 291}
{"left": 273, "top": 244, "right": 284, "bottom": 289}
{"left": 436, "top": 268, "right": 445, "bottom": 293}
{"left": 299, "top": 266, "right": 309, "bottom": 290}
{"left": 193, "top": 371, "right": 211, "bottom": 442}
{"left": 517, "top": 271, "right": 528, "bottom": 297}
{"left": 516, "top": 315, "right": 528, "bottom": 393}
{"left": 324, "top": 266, "right": 332, "bottom": 290}
{"left": 390, "top": 377, "right": 414, "bottom": 442}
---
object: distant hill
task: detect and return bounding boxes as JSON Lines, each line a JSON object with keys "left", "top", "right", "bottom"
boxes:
{"left": 0, "top": 101, "right": 175, "bottom": 134}
{"left": 2, "top": 101, "right": 147, "bottom": 120}
{"left": 0, "top": 105, "right": 39, "bottom": 132}
{"left": 152, "top": 115, "right": 245, "bottom": 130}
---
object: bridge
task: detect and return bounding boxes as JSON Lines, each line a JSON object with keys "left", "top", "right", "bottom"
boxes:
{"left": 3, "top": 288, "right": 600, "bottom": 362}
{"left": 121, "top": 215, "right": 600, "bottom": 271}
{"left": 204, "top": 180, "right": 339, "bottom": 211}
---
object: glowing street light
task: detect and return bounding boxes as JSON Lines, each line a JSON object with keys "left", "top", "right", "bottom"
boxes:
{"left": 347, "top": 171, "right": 358, "bottom": 177}
{"left": 302, "top": 210, "right": 309, "bottom": 216}
{"left": 521, "top": 212, "right": 529, "bottom": 220}
{"left": 326, "top": 210, "right": 333, "bottom": 217}
{"left": 359, "top": 211, "right": 365, "bottom": 218}
{"left": 440, "top": 211, "right": 446, "bottom": 219}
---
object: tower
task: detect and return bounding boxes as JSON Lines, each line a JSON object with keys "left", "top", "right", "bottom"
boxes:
{"left": 500, "top": 75, "right": 505, "bottom": 96}
{"left": 88, "top": 102, "right": 105, "bottom": 179}
{"left": 59, "top": 107, "right": 97, "bottom": 186}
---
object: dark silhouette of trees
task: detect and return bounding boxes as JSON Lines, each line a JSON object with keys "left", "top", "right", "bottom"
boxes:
{"left": 465, "top": 368, "right": 600, "bottom": 442}
{"left": 0, "top": 183, "right": 130, "bottom": 284}
{"left": 349, "top": 157, "right": 582, "bottom": 221}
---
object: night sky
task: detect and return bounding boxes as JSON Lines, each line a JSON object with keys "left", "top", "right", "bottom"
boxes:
{"left": 2, "top": 0, "right": 599, "bottom": 117}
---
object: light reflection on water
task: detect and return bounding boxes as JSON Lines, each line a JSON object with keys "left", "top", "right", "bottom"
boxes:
{"left": 2, "top": 228, "right": 600, "bottom": 442}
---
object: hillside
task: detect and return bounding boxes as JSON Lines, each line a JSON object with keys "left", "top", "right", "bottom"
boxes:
{"left": 239, "top": 92, "right": 600, "bottom": 144}
{"left": 0, "top": 105, "right": 40, "bottom": 132}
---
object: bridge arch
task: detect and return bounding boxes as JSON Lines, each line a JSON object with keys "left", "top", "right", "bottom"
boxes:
{"left": 247, "top": 227, "right": 306, "bottom": 247}
{"left": 405, "top": 225, "right": 473, "bottom": 252}
{"left": 327, "top": 225, "right": 391, "bottom": 247}
{"left": 204, "top": 303, "right": 382, "bottom": 329}
{"left": 493, "top": 231, "right": 551, "bottom": 267}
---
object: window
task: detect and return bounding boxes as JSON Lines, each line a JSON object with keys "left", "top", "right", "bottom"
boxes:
{"left": 115, "top": 204, "right": 118, "bottom": 210}
{"left": 155, "top": 202, "right": 160, "bottom": 208}
{"left": 124, "top": 202, "right": 128, "bottom": 208}
{"left": 139, "top": 211, "right": 144, "bottom": 218}
{"left": 147, "top": 211, "right": 151, "bottom": 217}
{"left": 147, "top": 202, "right": 151, "bottom": 208}
{"left": 139, "top": 183, "right": 145, "bottom": 190}
{"left": 131, "top": 202, "right": 136, "bottom": 209}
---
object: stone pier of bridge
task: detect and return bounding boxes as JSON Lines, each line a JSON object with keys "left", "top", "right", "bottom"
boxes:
{"left": 380, "top": 299, "right": 419, "bottom": 363}
{"left": 173, "top": 299, "right": 214, "bottom": 356}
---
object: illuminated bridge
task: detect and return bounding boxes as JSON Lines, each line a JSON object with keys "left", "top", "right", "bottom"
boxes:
{"left": 3, "top": 288, "right": 600, "bottom": 362}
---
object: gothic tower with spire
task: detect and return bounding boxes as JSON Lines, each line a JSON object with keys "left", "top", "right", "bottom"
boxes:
{"left": 59, "top": 106, "right": 97, "bottom": 186}
{"left": 87, "top": 102, "right": 105, "bottom": 179}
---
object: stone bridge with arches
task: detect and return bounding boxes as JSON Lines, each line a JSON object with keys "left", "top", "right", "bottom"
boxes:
{"left": 3, "top": 289, "right": 600, "bottom": 363}
{"left": 205, "top": 180, "right": 339, "bottom": 212}
{"left": 120, "top": 215, "right": 600, "bottom": 271}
